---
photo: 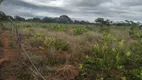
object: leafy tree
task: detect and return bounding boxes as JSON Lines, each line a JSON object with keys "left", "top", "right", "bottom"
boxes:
{"left": 57, "top": 15, "right": 73, "bottom": 23}
{"left": 104, "top": 19, "right": 112, "bottom": 26}
{"left": 95, "top": 18, "right": 112, "bottom": 27}
{"left": 42, "top": 17, "right": 55, "bottom": 23}
{"left": 0, "top": 11, "right": 7, "bottom": 21}
{"left": 32, "top": 17, "right": 41, "bottom": 22}
{"left": 95, "top": 18, "right": 105, "bottom": 27}
{"left": 7, "top": 15, "right": 14, "bottom": 20}
{"left": 14, "top": 16, "right": 25, "bottom": 21}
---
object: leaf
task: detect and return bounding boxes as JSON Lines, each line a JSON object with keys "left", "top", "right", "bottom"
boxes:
{"left": 126, "top": 51, "right": 131, "bottom": 57}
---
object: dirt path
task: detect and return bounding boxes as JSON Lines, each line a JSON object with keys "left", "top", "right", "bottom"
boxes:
{"left": 0, "top": 31, "right": 20, "bottom": 80}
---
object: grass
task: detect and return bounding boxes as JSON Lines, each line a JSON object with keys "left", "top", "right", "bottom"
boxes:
{"left": 1, "top": 22, "right": 142, "bottom": 80}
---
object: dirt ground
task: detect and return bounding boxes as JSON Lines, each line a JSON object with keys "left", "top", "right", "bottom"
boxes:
{"left": 0, "top": 30, "right": 20, "bottom": 80}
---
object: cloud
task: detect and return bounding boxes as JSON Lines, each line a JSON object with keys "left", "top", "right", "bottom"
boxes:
{"left": 0, "top": 0, "right": 142, "bottom": 22}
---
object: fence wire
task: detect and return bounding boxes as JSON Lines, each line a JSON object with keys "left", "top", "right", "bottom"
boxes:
{"left": 6, "top": 18, "right": 46, "bottom": 80}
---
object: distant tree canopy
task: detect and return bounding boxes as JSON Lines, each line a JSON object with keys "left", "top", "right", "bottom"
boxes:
{"left": 42, "top": 17, "right": 56, "bottom": 23}
{"left": 42, "top": 15, "right": 73, "bottom": 23}
{"left": 14, "top": 16, "right": 25, "bottom": 21}
{"left": 32, "top": 17, "right": 41, "bottom": 22}
{"left": 0, "top": 11, "right": 7, "bottom": 21}
{"left": 74, "top": 20, "right": 90, "bottom": 24}
{"left": 95, "top": 18, "right": 112, "bottom": 27}
{"left": 57, "top": 15, "right": 73, "bottom": 23}
{"left": 0, "top": 10, "right": 141, "bottom": 27}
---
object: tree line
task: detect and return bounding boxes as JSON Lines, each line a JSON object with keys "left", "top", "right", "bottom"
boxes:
{"left": 0, "top": 11, "right": 142, "bottom": 27}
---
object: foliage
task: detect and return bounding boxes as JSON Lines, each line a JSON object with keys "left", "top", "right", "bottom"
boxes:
{"left": 99, "top": 27, "right": 111, "bottom": 33}
{"left": 73, "top": 27, "right": 88, "bottom": 35}
{"left": 52, "top": 24, "right": 68, "bottom": 32}
{"left": 0, "top": 21, "right": 142, "bottom": 80}
{"left": 129, "top": 26, "right": 142, "bottom": 40}
{"left": 44, "top": 37, "right": 69, "bottom": 51}
{"left": 95, "top": 18, "right": 112, "bottom": 27}
{"left": 29, "top": 32, "right": 45, "bottom": 47}
{"left": 77, "top": 32, "right": 142, "bottom": 80}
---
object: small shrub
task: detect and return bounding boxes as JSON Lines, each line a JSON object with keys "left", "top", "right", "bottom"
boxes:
{"left": 29, "top": 32, "right": 45, "bottom": 47}
{"left": 44, "top": 38, "right": 69, "bottom": 51}
{"left": 99, "top": 27, "right": 111, "bottom": 33}
{"left": 77, "top": 32, "right": 142, "bottom": 80}
{"left": 52, "top": 25, "right": 68, "bottom": 32}
{"left": 129, "top": 27, "right": 142, "bottom": 40}
{"left": 72, "top": 27, "right": 88, "bottom": 35}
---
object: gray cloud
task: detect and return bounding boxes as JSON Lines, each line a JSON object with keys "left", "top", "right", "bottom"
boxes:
{"left": 0, "top": 0, "right": 142, "bottom": 22}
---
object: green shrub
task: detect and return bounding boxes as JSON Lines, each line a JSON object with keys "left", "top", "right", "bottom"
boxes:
{"left": 77, "top": 32, "right": 142, "bottom": 80}
{"left": 53, "top": 25, "right": 68, "bottom": 32}
{"left": 73, "top": 27, "right": 88, "bottom": 35}
{"left": 44, "top": 38, "right": 69, "bottom": 51}
{"left": 29, "top": 32, "right": 45, "bottom": 47}
{"left": 129, "top": 27, "right": 142, "bottom": 40}
{"left": 99, "top": 27, "right": 111, "bottom": 33}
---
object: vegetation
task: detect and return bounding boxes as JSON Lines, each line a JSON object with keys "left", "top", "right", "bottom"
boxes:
{"left": 0, "top": 8, "right": 142, "bottom": 80}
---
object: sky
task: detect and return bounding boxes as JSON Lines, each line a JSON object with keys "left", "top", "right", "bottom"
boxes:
{"left": 0, "top": 0, "right": 142, "bottom": 22}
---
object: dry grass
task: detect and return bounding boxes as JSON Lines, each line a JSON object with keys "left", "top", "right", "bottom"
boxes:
{"left": 49, "top": 65, "right": 78, "bottom": 80}
{"left": 2, "top": 22, "right": 139, "bottom": 80}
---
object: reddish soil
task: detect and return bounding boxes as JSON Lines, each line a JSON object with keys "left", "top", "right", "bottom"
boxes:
{"left": 0, "top": 31, "right": 20, "bottom": 80}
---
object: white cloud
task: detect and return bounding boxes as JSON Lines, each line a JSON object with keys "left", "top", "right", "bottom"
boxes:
{"left": 0, "top": 0, "right": 142, "bottom": 22}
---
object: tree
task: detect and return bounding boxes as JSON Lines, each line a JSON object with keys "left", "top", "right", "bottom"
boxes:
{"left": 32, "top": 17, "right": 41, "bottom": 22}
{"left": 7, "top": 15, "right": 14, "bottom": 20}
{"left": 14, "top": 16, "right": 25, "bottom": 21}
{"left": 42, "top": 17, "right": 55, "bottom": 23}
{"left": 104, "top": 19, "right": 112, "bottom": 26}
{"left": 57, "top": 15, "right": 73, "bottom": 23}
{"left": 95, "top": 18, "right": 105, "bottom": 27}
{"left": 0, "top": 11, "right": 7, "bottom": 21}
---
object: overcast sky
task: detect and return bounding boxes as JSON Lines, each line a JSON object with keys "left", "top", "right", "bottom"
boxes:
{"left": 0, "top": 0, "right": 142, "bottom": 22}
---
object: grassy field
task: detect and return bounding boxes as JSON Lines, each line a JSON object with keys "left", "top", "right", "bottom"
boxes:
{"left": 0, "top": 22, "right": 142, "bottom": 80}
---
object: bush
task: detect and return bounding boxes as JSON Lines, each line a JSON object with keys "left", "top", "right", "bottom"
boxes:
{"left": 73, "top": 27, "right": 88, "bottom": 35}
{"left": 129, "top": 27, "right": 142, "bottom": 40}
{"left": 44, "top": 38, "right": 69, "bottom": 51}
{"left": 49, "top": 24, "right": 68, "bottom": 32}
{"left": 77, "top": 32, "right": 142, "bottom": 80}
{"left": 99, "top": 27, "right": 111, "bottom": 33}
{"left": 29, "top": 32, "right": 45, "bottom": 47}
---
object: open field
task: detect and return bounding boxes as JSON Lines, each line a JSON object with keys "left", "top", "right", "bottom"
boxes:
{"left": 0, "top": 22, "right": 142, "bottom": 80}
